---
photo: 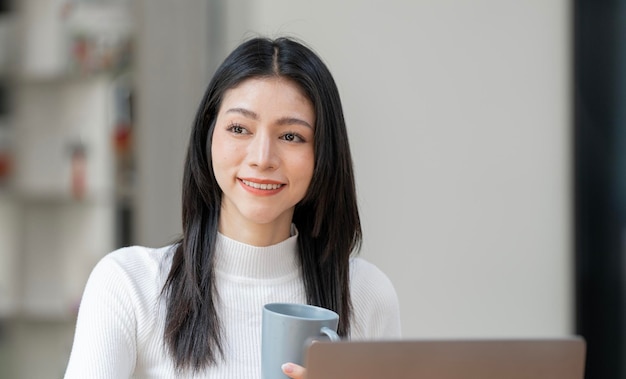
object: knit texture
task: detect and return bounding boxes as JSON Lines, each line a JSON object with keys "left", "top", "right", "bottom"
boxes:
{"left": 64, "top": 232, "right": 401, "bottom": 378}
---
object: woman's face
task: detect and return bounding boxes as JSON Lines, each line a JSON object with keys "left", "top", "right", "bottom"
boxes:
{"left": 212, "top": 77, "right": 315, "bottom": 239}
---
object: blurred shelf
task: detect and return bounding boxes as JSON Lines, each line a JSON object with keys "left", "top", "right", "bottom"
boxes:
{"left": 13, "top": 67, "right": 132, "bottom": 85}
{"left": 0, "top": 2, "right": 134, "bottom": 377}
{"left": 14, "top": 309, "right": 78, "bottom": 324}
{"left": 0, "top": 309, "right": 78, "bottom": 324}
{"left": 15, "top": 190, "right": 115, "bottom": 206}
{"left": 0, "top": 187, "right": 130, "bottom": 206}
{"left": 0, "top": 308, "right": 17, "bottom": 320}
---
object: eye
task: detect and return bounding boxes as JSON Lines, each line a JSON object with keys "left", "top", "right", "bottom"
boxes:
{"left": 227, "top": 123, "right": 248, "bottom": 135}
{"left": 281, "top": 132, "right": 305, "bottom": 143}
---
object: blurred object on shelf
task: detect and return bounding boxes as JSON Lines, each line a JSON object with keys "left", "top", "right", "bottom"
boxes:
{"left": 69, "top": 140, "right": 87, "bottom": 200}
{"left": 0, "top": 81, "right": 11, "bottom": 187}
{"left": 113, "top": 119, "right": 131, "bottom": 153}
{"left": 19, "top": 0, "right": 133, "bottom": 79}
{"left": 14, "top": 77, "right": 114, "bottom": 202}
{"left": 0, "top": 148, "right": 11, "bottom": 183}
{"left": 63, "top": 0, "right": 133, "bottom": 75}
{"left": 110, "top": 73, "right": 134, "bottom": 205}
{"left": 0, "top": 126, "right": 12, "bottom": 185}
{"left": 112, "top": 75, "right": 132, "bottom": 155}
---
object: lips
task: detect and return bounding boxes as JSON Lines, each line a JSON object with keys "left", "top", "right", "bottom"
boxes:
{"left": 240, "top": 179, "right": 284, "bottom": 190}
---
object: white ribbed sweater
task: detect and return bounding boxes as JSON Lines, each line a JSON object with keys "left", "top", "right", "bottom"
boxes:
{"left": 64, "top": 232, "right": 401, "bottom": 378}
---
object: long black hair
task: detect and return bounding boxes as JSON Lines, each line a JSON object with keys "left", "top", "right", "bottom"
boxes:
{"left": 162, "top": 36, "right": 362, "bottom": 372}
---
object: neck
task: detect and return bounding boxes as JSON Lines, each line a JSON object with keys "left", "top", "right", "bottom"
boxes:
{"left": 218, "top": 214, "right": 293, "bottom": 247}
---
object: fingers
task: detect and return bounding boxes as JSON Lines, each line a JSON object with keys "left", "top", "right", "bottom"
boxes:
{"left": 281, "top": 362, "right": 306, "bottom": 379}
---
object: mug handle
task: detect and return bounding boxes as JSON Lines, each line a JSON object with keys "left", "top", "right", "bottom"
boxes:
{"left": 320, "top": 326, "right": 340, "bottom": 342}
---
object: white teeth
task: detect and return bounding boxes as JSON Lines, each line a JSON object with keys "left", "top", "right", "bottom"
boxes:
{"left": 242, "top": 179, "right": 282, "bottom": 190}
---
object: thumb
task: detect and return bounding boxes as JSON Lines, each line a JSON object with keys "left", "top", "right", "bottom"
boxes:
{"left": 281, "top": 362, "right": 306, "bottom": 379}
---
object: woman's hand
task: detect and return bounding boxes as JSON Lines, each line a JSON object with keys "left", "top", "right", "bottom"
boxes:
{"left": 281, "top": 363, "right": 306, "bottom": 379}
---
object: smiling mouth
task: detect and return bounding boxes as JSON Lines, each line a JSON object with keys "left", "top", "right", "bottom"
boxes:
{"left": 241, "top": 179, "right": 284, "bottom": 190}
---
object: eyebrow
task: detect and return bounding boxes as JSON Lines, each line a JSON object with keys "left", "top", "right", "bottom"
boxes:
{"left": 226, "top": 107, "right": 259, "bottom": 120}
{"left": 225, "top": 107, "right": 313, "bottom": 130}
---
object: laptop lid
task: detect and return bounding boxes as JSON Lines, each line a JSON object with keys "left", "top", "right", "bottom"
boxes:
{"left": 305, "top": 337, "right": 586, "bottom": 379}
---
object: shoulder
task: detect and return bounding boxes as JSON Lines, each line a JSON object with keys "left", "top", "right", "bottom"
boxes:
{"left": 97, "top": 245, "right": 173, "bottom": 278}
{"left": 349, "top": 257, "right": 402, "bottom": 339}
{"left": 79, "top": 245, "right": 176, "bottom": 334}
{"left": 349, "top": 257, "right": 396, "bottom": 298}
{"left": 67, "top": 245, "right": 175, "bottom": 377}
{"left": 85, "top": 245, "right": 175, "bottom": 307}
{"left": 93, "top": 244, "right": 176, "bottom": 281}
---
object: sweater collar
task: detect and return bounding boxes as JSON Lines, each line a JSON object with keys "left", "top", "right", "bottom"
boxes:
{"left": 214, "top": 226, "right": 300, "bottom": 279}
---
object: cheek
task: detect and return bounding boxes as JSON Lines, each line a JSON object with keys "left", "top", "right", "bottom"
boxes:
{"left": 211, "top": 132, "right": 237, "bottom": 165}
{"left": 210, "top": 133, "right": 231, "bottom": 180}
{"left": 294, "top": 152, "right": 315, "bottom": 188}
{"left": 210, "top": 131, "right": 224, "bottom": 161}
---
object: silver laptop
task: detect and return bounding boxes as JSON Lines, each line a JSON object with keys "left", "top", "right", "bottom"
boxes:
{"left": 305, "top": 337, "right": 586, "bottom": 379}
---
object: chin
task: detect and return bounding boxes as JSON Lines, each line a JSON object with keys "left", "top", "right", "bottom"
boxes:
{"left": 246, "top": 215, "right": 285, "bottom": 226}
{"left": 241, "top": 208, "right": 293, "bottom": 227}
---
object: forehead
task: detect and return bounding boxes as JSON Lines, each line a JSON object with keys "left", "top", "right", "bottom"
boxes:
{"left": 219, "top": 77, "right": 313, "bottom": 114}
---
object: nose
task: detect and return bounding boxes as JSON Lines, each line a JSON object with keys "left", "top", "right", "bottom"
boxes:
{"left": 247, "top": 131, "right": 279, "bottom": 170}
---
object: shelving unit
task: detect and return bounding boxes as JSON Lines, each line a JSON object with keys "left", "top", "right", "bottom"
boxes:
{"left": 0, "top": 0, "right": 134, "bottom": 377}
{"left": 0, "top": 3, "right": 16, "bottom": 323}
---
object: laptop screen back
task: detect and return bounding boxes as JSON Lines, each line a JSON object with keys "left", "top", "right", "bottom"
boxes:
{"left": 306, "top": 337, "right": 586, "bottom": 379}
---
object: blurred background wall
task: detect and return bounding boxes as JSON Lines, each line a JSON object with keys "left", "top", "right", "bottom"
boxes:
{"left": 216, "top": 0, "right": 573, "bottom": 338}
{"left": 1, "top": 0, "right": 622, "bottom": 378}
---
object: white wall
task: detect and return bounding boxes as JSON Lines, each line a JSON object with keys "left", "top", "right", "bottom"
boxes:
{"left": 222, "top": 0, "right": 573, "bottom": 338}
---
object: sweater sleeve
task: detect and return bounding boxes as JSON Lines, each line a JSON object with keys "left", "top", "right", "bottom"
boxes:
{"left": 349, "top": 258, "right": 402, "bottom": 340}
{"left": 64, "top": 253, "right": 138, "bottom": 378}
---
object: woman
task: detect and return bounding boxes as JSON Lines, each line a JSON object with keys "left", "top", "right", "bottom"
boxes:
{"left": 64, "top": 36, "right": 401, "bottom": 378}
